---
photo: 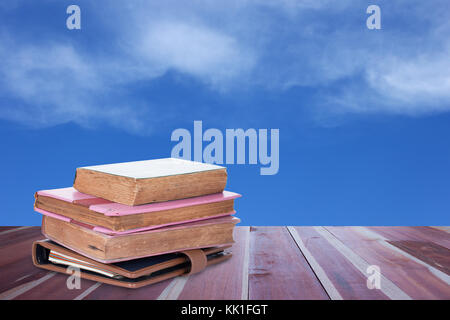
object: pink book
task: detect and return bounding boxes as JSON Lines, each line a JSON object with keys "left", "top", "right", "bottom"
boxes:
{"left": 35, "top": 187, "right": 241, "bottom": 235}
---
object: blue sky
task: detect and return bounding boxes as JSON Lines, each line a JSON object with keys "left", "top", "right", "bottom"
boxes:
{"left": 1, "top": 0, "right": 449, "bottom": 226}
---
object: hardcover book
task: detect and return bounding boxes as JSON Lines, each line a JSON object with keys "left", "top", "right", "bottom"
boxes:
{"left": 35, "top": 187, "right": 241, "bottom": 233}
{"left": 73, "top": 158, "right": 228, "bottom": 206}
{"left": 41, "top": 214, "right": 240, "bottom": 263}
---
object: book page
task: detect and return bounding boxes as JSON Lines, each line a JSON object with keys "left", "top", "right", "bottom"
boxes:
{"left": 80, "top": 158, "right": 224, "bottom": 179}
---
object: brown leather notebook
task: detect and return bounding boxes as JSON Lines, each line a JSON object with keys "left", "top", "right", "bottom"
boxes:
{"left": 32, "top": 240, "right": 232, "bottom": 289}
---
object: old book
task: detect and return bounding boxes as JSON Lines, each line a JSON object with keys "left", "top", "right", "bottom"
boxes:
{"left": 35, "top": 187, "right": 240, "bottom": 233}
{"left": 33, "top": 240, "right": 232, "bottom": 289}
{"left": 41, "top": 214, "right": 239, "bottom": 263}
{"left": 73, "top": 158, "right": 227, "bottom": 205}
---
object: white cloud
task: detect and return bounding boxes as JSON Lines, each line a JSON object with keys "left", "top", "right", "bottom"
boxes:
{"left": 138, "top": 21, "right": 255, "bottom": 87}
{"left": 367, "top": 53, "right": 450, "bottom": 111}
{"left": 316, "top": 14, "right": 450, "bottom": 117}
{"left": 0, "top": 0, "right": 449, "bottom": 132}
{"left": 0, "top": 3, "right": 257, "bottom": 132}
{"left": 0, "top": 41, "right": 153, "bottom": 133}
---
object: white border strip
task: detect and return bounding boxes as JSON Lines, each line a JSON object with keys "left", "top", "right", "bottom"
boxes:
{"left": 0, "top": 272, "right": 56, "bottom": 300}
{"left": 0, "top": 226, "right": 33, "bottom": 236}
{"left": 429, "top": 226, "right": 450, "bottom": 234}
{"left": 241, "top": 226, "right": 250, "bottom": 300}
{"left": 287, "top": 226, "right": 342, "bottom": 300}
{"left": 315, "top": 227, "right": 412, "bottom": 300}
{"left": 157, "top": 276, "right": 189, "bottom": 300}
{"left": 355, "top": 227, "right": 450, "bottom": 285}
{"left": 74, "top": 282, "right": 102, "bottom": 300}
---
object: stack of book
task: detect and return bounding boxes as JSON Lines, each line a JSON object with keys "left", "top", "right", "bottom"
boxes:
{"left": 32, "top": 158, "right": 241, "bottom": 288}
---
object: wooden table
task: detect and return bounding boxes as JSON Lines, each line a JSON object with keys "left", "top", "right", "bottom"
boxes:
{"left": 0, "top": 226, "right": 449, "bottom": 300}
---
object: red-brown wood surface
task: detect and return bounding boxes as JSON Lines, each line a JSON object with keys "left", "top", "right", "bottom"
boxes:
{"left": 0, "top": 227, "right": 46, "bottom": 295}
{"left": 14, "top": 273, "right": 98, "bottom": 300}
{"left": 82, "top": 279, "right": 174, "bottom": 300}
{"left": 292, "top": 226, "right": 389, "bottom": 300}
{"left": 0, "top": 226, "right": 449, "bottom": 300}
{"left": 368, "top": 226, "right": 450, "bottom": 249}
{"left": 387, "top": 240, "right": 450, "bottom": 275}
{"left": 178, "top": 227, "right": 249, "bottom": 299}
{"left": 0, "top": 227, "right": 42, "bottom": 250}
{"left": 325, "top": 227, "right": 450, "bottom": 299}
{"left": 248, "top": 226, "right": 329, "bottom": 300}
{"left": 0, "top": 226, "right": 21, "bottom": 232}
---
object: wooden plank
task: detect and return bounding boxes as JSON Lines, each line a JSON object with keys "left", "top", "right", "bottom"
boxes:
{"left": 0, "top": 226, "right": 22, "bottom": 233}
{"left": 74, "top": 282, "right": 102, "bottom": 300}
{"left": 387, "top": 241, "right": 450, "bottom": 275}
{"left": 289, "top": 227, "right": 389, "bottom": 300}
{"left": 82, "top": 278, "right": 174, "bottom": 300}
{"left": 177, "top": 226, "right": 250, "bottom": 300}
{"left": 326, "top": 227, "right": 450, "bottom": 299}
{"left": 0, "top": 272, "right": 56, "bottom": 300}
{"left": 1, "top": 225, "right": 449, "bottom": 300}
{"left": 13, "top": 273, "right": 102, "bottom": 300}
{"left": 0, "top": 227, "right": 41, "bottom": 249}
{"left": 313, "top": 227, "right": 410, "bottom": 300}
{"left": 0, "top": 230, "right": 45, "bottom": 294}
{"left": 355, "top": 227, "right": 449, "bottom": 284}
{"left": 368, "top": 226, "right": 450, "bottom": 249}
{"left": 0, "top": 252, "right": 49, "bottom": 294}
{"left": 248, "top": 226, "right": 329, "bottom": 300}
{"left": 157, "top": 276, "right": 190, "bottom": 300}
{"left": 0, "top": 231, "right": 44, "bottom": 267}
{"left": 430, "top": 226, "right": 450, "bottom": 233}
